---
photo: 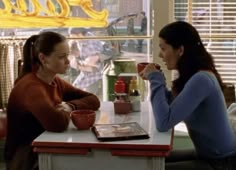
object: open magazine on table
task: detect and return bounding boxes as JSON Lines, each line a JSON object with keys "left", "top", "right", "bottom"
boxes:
{"left": 91, "top": 122, "right": 149, "bottom": 141}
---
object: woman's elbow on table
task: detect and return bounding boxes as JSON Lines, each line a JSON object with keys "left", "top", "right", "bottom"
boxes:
{"left": 43, "top": 116, "right": 70, "bottom": 132}
{"left": 155, "top": 122, "right": 172, "bottom": 132}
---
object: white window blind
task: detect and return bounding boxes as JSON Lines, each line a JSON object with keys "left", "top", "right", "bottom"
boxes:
{"left": 174, "top": 0, "right": 236, "bottom": 86}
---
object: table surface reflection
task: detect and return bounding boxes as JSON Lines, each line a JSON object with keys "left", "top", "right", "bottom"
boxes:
{"left": 32, "top": 101, "right": 172, "bottom": 152}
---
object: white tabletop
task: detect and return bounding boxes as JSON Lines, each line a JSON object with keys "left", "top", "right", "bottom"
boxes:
{"left": 33, "top": 102, "right": 172, "bottom": 151}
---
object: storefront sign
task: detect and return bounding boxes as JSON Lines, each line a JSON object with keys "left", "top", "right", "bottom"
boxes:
{"left": 0, "top": 0, "right": 108, "bottom": 28}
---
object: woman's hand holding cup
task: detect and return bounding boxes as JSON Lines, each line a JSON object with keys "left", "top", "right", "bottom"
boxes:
{"left": 137, "top": 62, "right": 161, "bottom": 80}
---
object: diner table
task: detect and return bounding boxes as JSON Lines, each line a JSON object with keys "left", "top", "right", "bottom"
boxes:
{"left": 32, "top": 101, "right": 173, "bottom": 170}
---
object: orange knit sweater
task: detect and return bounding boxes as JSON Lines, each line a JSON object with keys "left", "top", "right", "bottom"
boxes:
{"left": 4, "top": 73, "right": 100, "bottom": 161}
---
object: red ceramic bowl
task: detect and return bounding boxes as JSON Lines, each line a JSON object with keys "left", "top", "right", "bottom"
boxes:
{"left": 70, "top": 110, "right": 96, "bottom": 130}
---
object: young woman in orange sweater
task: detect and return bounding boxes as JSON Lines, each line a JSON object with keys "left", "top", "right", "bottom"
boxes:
{"left": 4, "top": 31, "right": 100, "bottom": 170}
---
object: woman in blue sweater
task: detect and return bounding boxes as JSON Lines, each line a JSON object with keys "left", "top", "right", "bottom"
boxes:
{"left": 140, "top": 21, "right": 236, "bottom": 169}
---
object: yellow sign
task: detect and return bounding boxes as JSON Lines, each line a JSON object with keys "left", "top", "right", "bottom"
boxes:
{"left": 0, "top": 0, "right": 108, "bottom": 28}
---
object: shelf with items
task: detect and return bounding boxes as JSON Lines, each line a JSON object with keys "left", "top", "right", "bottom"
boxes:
{"left": 113, "top": 74, "right": 142, "bottom": 114}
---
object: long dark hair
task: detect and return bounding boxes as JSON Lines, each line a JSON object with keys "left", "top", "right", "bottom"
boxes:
{"left": 159, "top": 21, "right": 225, "bottom": 95}
{"left": 19, "top": 31, "right": 66, "bottom": 79}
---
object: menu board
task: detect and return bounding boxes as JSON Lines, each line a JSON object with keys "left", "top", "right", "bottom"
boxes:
{"left": 92, "top": 122, "right": 149, "bottom": 141}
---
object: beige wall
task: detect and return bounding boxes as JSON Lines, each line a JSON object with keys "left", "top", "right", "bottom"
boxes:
{"left": 153, "top": 0, "right": 173, "bottom": 88}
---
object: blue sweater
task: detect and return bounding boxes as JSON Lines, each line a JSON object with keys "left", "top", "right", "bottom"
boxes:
{"left": 148, "top": 71, "right": 236, "bottom": 159}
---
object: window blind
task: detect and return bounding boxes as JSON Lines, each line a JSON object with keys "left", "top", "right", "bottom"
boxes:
{"left": 174, "top": 0, "right": 236, "bottom": 86}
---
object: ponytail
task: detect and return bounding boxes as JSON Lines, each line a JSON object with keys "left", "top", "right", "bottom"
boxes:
{"left": 18, "top": 35, "right": 39, "bottom": 79}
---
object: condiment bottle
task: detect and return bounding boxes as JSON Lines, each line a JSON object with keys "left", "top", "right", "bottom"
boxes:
{"left": 129, "top": 77, "right": 141, "bottom": 112}
{"left": 114, "top": 77, "right": 126, "bottom": 94}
